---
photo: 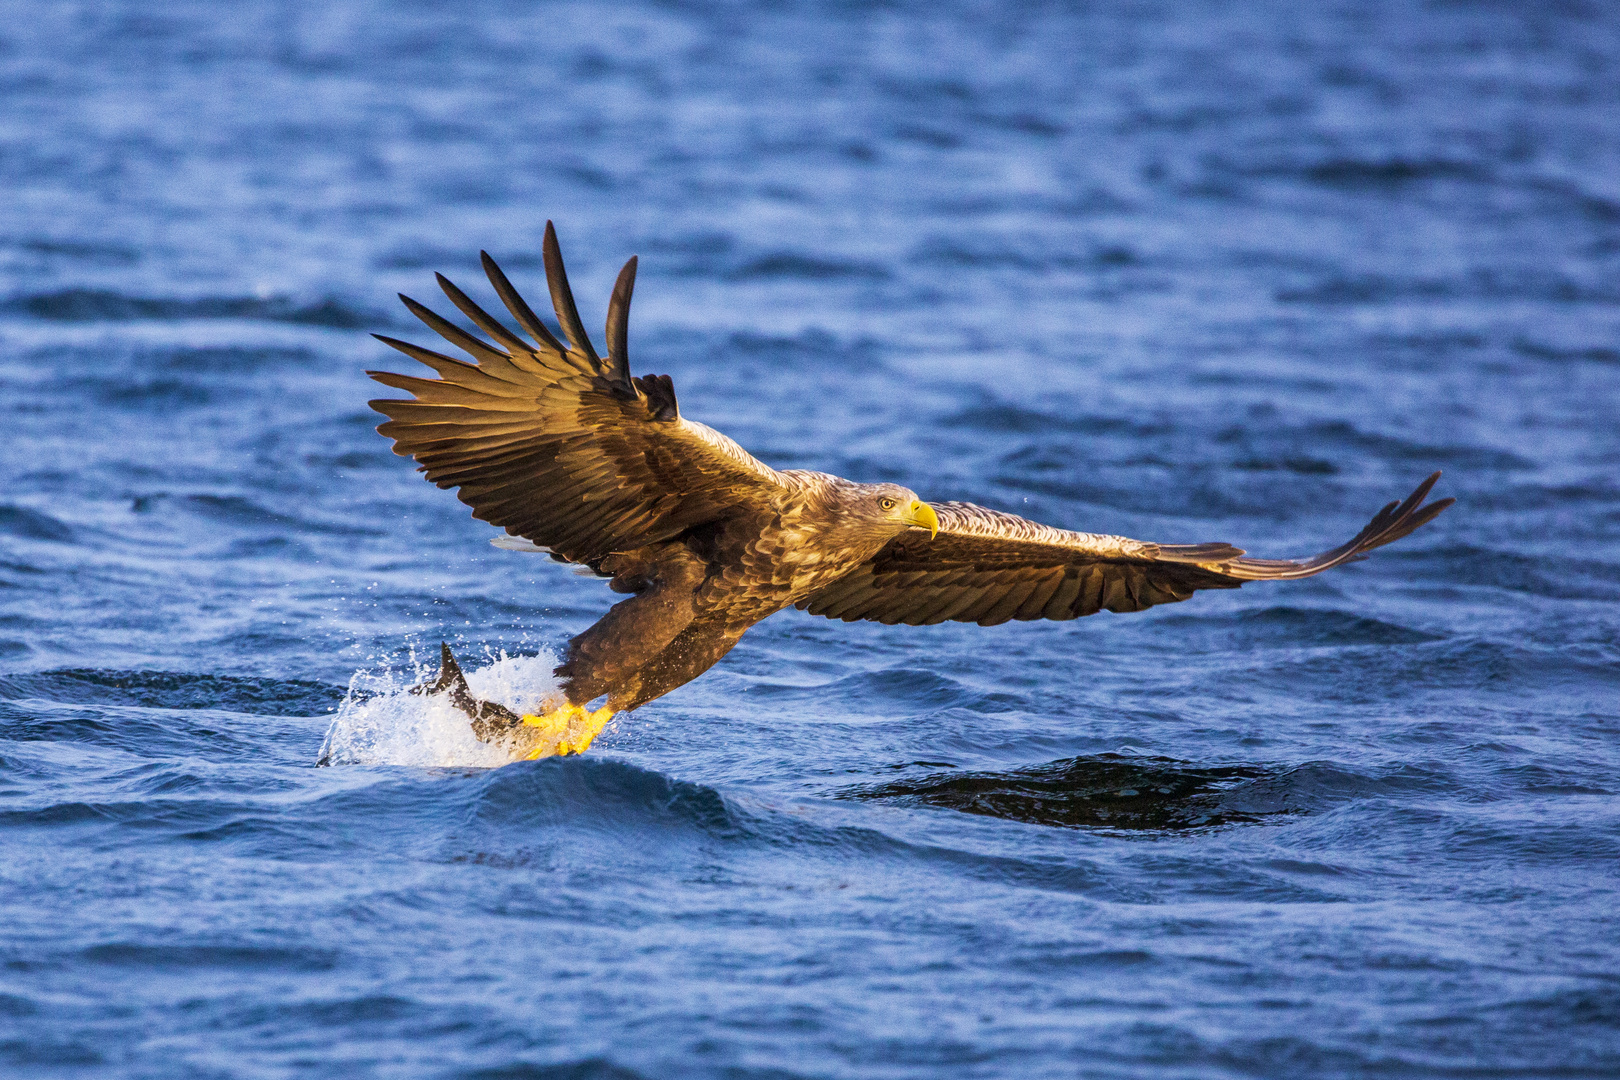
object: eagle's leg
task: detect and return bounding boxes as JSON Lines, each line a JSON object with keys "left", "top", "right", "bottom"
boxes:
{"left": 464, "top": 548, "right": 707, "bottom": 759}
{"left": 552, "top": 548, "right": 707, "bottom": 709}
{"left": 600, "top": 616, "right": 752, "bottom": 713}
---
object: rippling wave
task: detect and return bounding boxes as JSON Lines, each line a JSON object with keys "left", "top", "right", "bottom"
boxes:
{"left": 2, "top": 0, "right": 1618, "bottom": 1076}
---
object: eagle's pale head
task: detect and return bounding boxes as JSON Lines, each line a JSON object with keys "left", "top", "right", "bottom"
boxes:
{"left": 828, "top": 480, "right": 940, "bottom": 550}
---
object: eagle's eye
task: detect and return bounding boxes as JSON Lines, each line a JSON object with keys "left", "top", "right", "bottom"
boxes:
{"left": 880, "top": 498, "right": 895, "bottom": 511}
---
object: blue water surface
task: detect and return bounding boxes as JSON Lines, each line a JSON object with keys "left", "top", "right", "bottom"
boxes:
{"left": 2, "top": 1, "right": 1618, "bottom": 1077}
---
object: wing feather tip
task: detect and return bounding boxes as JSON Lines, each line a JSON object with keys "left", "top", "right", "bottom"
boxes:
{"left": 490, "top": 536, "right": 551, "bottom": 553}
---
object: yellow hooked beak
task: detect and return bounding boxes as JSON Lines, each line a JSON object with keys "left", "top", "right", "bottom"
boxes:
{"left": 903, "top": 499, "right": 940, "bottom": 539}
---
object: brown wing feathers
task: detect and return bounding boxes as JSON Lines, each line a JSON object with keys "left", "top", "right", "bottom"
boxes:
{"left": 602, "top": 255, "right": 638, "bottom": 399}
{"left": 372, "top": 225, "right": 1451, "bottom": 629}
{"left": 478, "top": 249, "right": 576, "bottom": 366}
{"left": 1209, "top": 471, "right": 1451, "bottom": 580}
{"left": 540, "top": 220, "right": 605, "bottom": 374}
{"left": 799, "top": 473, "right": 1452, "bottom": 627}
{"left": 367, "top": 222, "right": 778, "bottom": 564}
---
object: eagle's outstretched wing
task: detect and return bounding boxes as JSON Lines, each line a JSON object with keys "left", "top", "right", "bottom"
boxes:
{"left": 798, "top": 473, "right": 1452, "bottom": 626}
{"left": 368, "top": 222, "right": 783, "bottom": 564}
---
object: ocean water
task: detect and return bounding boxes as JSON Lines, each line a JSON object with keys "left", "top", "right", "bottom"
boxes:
{"left": 2, "top": 1, "right": 1618, "bottom": 1076}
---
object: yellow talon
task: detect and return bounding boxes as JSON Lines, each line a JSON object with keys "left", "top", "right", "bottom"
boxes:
{"left": 514, "top": 702, "right": 616, "bottom": 761}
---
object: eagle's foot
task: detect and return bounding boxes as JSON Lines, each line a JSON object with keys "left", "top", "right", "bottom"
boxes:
{"left": 515, "top": 702, "right": 615, "bottom": 760}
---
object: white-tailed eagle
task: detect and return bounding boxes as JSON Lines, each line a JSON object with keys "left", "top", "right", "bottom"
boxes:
{"left": 368, "top": 223, "right": 1452, "bottom": 758}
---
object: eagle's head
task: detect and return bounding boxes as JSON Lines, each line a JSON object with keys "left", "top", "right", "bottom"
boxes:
{"left": 846, "top": 482, "right": 940, "bottom": 542}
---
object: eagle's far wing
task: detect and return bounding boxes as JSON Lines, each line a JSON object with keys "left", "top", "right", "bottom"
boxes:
{"left": 798, "top": 474, "right": 1451, "bottom": 626}
{"left": 368, "top": 222, "right": 785, "bottom": 565}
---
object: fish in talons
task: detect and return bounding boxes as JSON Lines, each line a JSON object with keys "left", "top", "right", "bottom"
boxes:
{"left": 416, "top": 643, "right": 616, "bottom": 760}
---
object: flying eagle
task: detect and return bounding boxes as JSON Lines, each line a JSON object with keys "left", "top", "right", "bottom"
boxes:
{"left": 368, "top": 223, "right": 1452, "bottom": 759}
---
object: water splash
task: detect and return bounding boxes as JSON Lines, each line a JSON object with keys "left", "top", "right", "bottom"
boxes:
{"left": 317, "top": 649, "right": 566, "bottom": 768}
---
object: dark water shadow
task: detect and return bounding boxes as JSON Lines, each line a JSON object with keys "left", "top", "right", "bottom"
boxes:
{"left": 4, "top": 289, "right": 374, "bottom": 328}
{"left": 840, "top": 754, "right": 1288, "bottom": 831}
{"left": 0, "top": 669, "right": 344, "bottom": 716}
